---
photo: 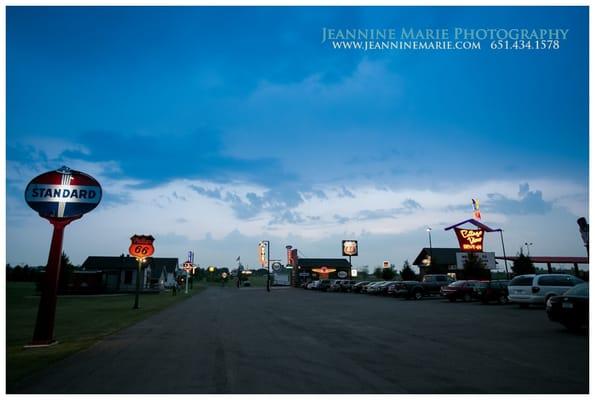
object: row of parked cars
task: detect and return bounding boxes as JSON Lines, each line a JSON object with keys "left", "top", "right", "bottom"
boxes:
{"left": 303, "top": 273, "right": 588, "bottom": 331}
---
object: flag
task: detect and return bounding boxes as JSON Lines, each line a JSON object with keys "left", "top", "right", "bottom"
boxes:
{"left": 472, "top": 198, "right": 481, "bottom": 220}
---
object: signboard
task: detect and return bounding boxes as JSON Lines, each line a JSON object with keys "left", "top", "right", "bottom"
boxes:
{"left": 272, "top": 262, "right": 283, "bottom": 272}
{"left": 24, "top": 166, "right": 102, "bottom": 346}
{"left": 183, "top": 261, "right": 193, "bottom": 273}
{"left": 337, "top": 271, "right": 348, "bottom": 278}
{"left": 129, "top": 235, "right": 155, "bottom": 258}
{"left": 299, "top": 272, "right": 310, "bottom": 277}
{"left": 342, "top": 240, "right": 358, "bottom": 256}
{"left": 258, "top": 242, "right": 267, "bottom": 266}
{"left": 25, "top": 166, "right": 102, "bottom": 219}
{"left": 221, "top": 272, "right": 228, "bottom": 279}
{"left": 312, "top": 267, "right": 336, "bottom": 274}
{"left": 454, "top": 228, "right": 484, "bottom": 252}
{"left": 383, "top": 260, "right": 390, "bottom": 269}
{"left": 351, "top": 269, "right": 358, "bottom": 278}
{"left": 456, "top": 252, "right": 496, "bottom": 270}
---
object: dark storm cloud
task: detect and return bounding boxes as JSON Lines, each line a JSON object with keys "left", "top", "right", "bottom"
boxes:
{"left": 486, "top": 184, "right": 552, "bottom": 215}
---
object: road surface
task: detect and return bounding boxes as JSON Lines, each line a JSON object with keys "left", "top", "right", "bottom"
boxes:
{"left": 13, "top": 286, "right": 588, "bottom": 394}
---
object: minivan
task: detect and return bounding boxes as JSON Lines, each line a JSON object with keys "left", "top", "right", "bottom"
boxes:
{"left": 508, "top": 274, "right": 584, "bottom": 307}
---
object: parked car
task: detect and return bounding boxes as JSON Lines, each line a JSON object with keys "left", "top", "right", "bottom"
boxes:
{"left": 440, "top": 280, "right": 481, "bottom": 302}
{"left": 378, "top": 281, "right": 398, "bottom": 296}
{"left": 508, "top": 274, "right": 584, "bottom": 307}
{"left": 340, "top": 280, "right": 357, "bottom": 292}
{"left": 364, "top": 281, "right": 385, "bottom": 294}
{"left": 474, "top": 280, "right": 510, "bottom": 304}
{"left": 351, "top": 281, "right": 370, "bottom": 293}
{"left": 306, "top": 280, "right": 321, "bottom": 290}
{"left": 318, "top": 279, "right": 332, "bottom": 291}
{"left": 395, "top": 274, "right": 454, "bottom": 300}
{"left": 328, "top": 279, "right": 344, "bottom": 292}
{"left": 546, "top": 283, "right": 588, "bottom": 331}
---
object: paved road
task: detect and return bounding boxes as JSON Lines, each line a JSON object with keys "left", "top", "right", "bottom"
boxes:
{"left": 14, "top": 286, "right": 588, "bottom": 394}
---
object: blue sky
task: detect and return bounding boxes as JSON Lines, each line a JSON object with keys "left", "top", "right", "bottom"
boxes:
{"left": 6, "top": 6, "right": 589, "bottom": 271}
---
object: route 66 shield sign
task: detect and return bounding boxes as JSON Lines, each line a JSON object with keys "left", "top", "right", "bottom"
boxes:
{"left": 129, "top": 235, "right": 155, "bottom": 258}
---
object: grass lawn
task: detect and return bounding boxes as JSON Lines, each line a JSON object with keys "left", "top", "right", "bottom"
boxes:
{"left": 6, "top": 282, "right": 202, "bottom": 390}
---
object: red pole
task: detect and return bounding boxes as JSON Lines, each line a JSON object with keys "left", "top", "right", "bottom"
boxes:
{"left": 29, "top": 217, "right": 78, "bottom": 346}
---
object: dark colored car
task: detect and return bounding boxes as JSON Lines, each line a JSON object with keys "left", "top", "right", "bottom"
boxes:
{"left": 352, "top": 281, "right": 370, "bottom": 293}
{"left": 318, "top": 279, "right": 332, "bottom": 291}
{"left": 546, "top": 283, "right": 588, "bottom": 331}
{"left": 474, "top": 280, "right": 510, "bottom": 304}
{"left": 440, "top": 280, "right": 481, "bottom": 302}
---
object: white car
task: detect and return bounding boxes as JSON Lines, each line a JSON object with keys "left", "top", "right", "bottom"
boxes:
{"left": 508, "top": 274, "right": 584, "bottom": 307}
{"left": 306, "top": 280, "right": 321, "bottom": 290}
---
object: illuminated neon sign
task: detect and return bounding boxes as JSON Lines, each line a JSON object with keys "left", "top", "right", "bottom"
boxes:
{"left": 455, "top": 228, "right": 484, "bottom": 252}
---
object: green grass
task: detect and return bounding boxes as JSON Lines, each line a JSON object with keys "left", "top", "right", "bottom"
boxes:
{"left": 6, "top": 282, "right": 203, "bottom": 390}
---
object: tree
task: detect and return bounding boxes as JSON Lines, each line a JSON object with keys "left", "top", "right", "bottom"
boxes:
{"left": 400, "top": 260, "right": 416, "bottom": 281}
{"left": 463, "top": 252, "right": 490, "bottom": 280}
{"left": 381, "top": 266, "right": 396, "bottom": 280}
{"left": 58, "top": 252, "right": 76, "bottom": 292}
{"left": 373, "top": 267, "right": 383, "bottom": 279}
{"left": 512, "top": 250, "right": 536, "bottom": 276}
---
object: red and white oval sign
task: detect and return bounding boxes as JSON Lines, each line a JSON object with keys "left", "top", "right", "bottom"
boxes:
{"left": 25, "top": 166, "right": 102, "bottom": 219}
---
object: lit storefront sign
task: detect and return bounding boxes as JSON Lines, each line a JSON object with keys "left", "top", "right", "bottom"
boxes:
{"left": 454, "top": 228, "right": 484, "bottom": 252}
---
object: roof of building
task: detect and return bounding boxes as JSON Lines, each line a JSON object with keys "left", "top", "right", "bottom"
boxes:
{"left": 496, "top": 256, "right": 588, "bottom": 264}
{"left": 443, "top": 218, "right": 502, "bottom": 232}
{"left": 297, "top": 258, "right": 351, "bottom": 269}
{"left": 82, "top": 256, "right": 179, "bottom": 279}
{"left": 412, "top": 248, "right": 460, "bottom": 266}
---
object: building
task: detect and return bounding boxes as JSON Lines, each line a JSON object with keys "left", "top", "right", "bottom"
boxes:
{"left": 81, "top": 255, "right": 179, "bottom": 293}
{"left": 413, "top": 247, "right": 497, "bottom": 279}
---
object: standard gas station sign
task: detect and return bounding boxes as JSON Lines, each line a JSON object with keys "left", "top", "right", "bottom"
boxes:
{"left": 24, "top": 166, "right": 102, "bottom": 346}
{"left": 25, "top": 167, "right": 102, "bottom": 219}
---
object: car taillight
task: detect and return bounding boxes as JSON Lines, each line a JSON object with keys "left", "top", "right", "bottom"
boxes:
{"left": 531, "top": 286, "right": 540, "bottom": 293}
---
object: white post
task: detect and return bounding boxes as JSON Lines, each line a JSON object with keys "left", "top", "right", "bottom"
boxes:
{"left": 185, "top": 269, "right": 189, "bottom": 294}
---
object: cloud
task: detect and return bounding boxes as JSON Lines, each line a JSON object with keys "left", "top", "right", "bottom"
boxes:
{"left": 486, "top": 184, "right": 552, "bottom": 215}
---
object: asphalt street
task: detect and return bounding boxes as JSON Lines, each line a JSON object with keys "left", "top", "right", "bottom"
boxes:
{"left": 13, "top": 286, "right": 588, "bottom": 394}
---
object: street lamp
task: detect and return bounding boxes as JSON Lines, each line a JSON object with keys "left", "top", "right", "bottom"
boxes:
{"left": 524, "top": 242, "right": 533, "bottom": 256}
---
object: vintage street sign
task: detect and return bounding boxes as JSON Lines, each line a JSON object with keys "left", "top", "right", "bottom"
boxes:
{"left": 342, "top": 240, "right": 358, "bottom": 256}
{"left": 221, "top": 272, "right": 229, "bottom": 279}
{"left": 456, "top": 252, "right": 496, "bottom": 270}
{"left": 383, "top": 260, "right": 390, "bottom": 268}
{"left": 25, "top": 166, "right": 102, "bottom": 219}
{"left": 183, "top": 261, "right": 193, "bottom": 273}
{"left": 129, "top": 235, "right": 155, "bottom": 258}
{"left": 24, "top": 166, "right": 102, "bottom": 346}
{"left": 258, "top": 242, "right": 267, "bottom": 266}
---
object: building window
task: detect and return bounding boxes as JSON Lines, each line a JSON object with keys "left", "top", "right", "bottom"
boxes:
{"left": 124, "top": 270, "right": 133, "bottom": 284}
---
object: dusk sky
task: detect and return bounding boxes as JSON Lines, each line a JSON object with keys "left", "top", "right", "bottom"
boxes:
{"left": 6, "top": 6, "right": 589, "bottom": 271}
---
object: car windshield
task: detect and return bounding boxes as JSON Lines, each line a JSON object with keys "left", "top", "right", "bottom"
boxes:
{"left": 564, "top": 283, "right": 589, "bottom": 297}
{"left": 450, "top": 281, "right": 467, "bottom": 287}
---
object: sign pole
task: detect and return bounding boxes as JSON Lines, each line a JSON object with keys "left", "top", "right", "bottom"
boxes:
{"left": 29, "top": 217, "right": 78, "bottom": 346}
{"left": 133, "top": 258, "right": 143, "bottom": 309}
{"left": 266, "top": 241, "right": 271, "bottom": 292}
{"left": 185, "top": 269, "right": 189, "bottom": 294}
{"left": 499, "top": 230, "right": 510, "bottom": 280}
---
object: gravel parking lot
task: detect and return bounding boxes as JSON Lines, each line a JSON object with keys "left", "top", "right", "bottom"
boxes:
{"left": 17, "top": 286, "right": 588, "bottom": 394}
